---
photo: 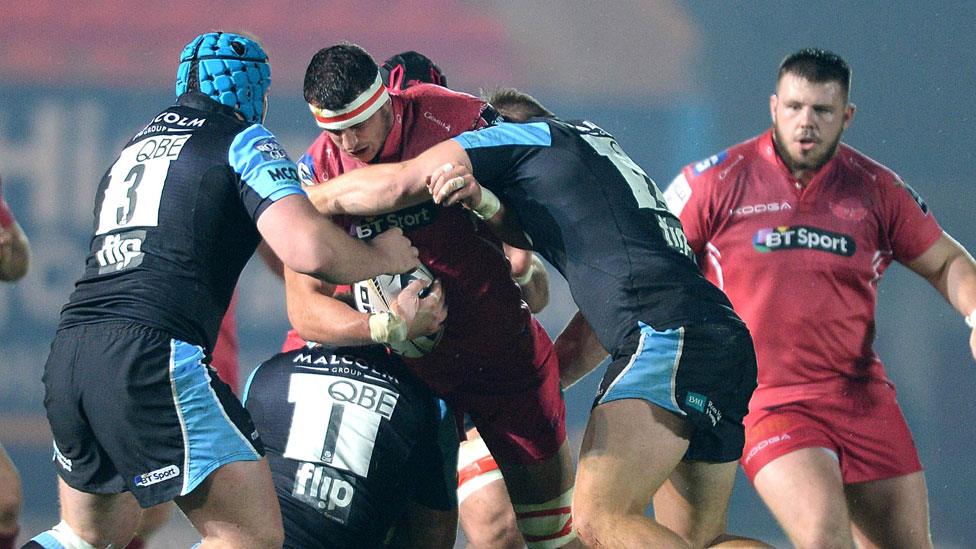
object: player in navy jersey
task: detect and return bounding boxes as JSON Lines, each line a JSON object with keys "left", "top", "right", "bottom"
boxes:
{"left": 312, "top": 89, "right": 770, "bottom": 547}
{"left": 244, "top": 337, "right": 458, "bottom": 548}
{"left": 26, "top": 31, "right": 427, "bottom": 549}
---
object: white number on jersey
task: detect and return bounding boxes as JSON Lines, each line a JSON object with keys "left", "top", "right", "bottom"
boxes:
{"left": 575, "top": 122, "right": 692, "bottom": 257}
{"left": 96, "top": 134, "right": 190, "bottom": 235}
{"left": 283, "top": 373, "right": 399, "bottom": 478}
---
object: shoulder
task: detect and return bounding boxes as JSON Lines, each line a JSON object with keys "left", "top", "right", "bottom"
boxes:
{"left": 298, "top": 133, "right": 344, "bottom": 185}
{"left": 836, "top": 143, "right": 899, "bottom": 186}
{"left": 837, "top": 144, "right": 930, "bottom": 213}
{"left": 681, "top": 134, "right": 762, "bottom": 185}
{"left": 399, "top": 85, "right": 487, "bottom": 131}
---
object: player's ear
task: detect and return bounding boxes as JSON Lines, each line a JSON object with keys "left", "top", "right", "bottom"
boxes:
{"left": 769, "top": 93, "right": 778, "bottom": 124}
{"left": 842, "top": 102, "right": 856, "bottom": 129}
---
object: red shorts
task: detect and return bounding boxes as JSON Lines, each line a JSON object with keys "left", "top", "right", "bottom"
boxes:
{"left": 741, "top": 380, "right": 921, "bottom": 484}
{"left": 282, "top": 318, "right": 566, "bottom": 466}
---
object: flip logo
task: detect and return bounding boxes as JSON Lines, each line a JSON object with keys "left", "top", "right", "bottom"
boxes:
{"left": 96, "top": 230, "right": 146, "bottom": 273}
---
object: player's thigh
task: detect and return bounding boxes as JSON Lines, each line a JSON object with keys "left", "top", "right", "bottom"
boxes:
{"left": 175, "top": 458, "right": 283, "bottom": 549}
{"left": 653, "top": 459, "right": 738, "bottom": 545}
{"left": 753, "top": 447, "right": 853, "bottom": 547}
{"left": 575, "top": 398, "right": 691, "bottom": 518}
{"left": 845, "top": 471, "right": 932, "bottom": 549}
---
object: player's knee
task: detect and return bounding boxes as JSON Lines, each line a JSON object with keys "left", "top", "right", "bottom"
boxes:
{"left": 513, "top": 487, "right": 577, "bottom": 549}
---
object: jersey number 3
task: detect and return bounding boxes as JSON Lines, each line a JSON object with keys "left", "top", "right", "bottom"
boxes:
{"left": 96, "top": 134, "right": 189, "bottom": 235}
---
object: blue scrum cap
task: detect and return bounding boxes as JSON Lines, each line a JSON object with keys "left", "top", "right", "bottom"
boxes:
{"left": 175, "top": 32, "right": 271, "bottom": 123}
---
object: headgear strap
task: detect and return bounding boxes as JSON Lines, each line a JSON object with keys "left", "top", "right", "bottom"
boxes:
{"left": 309, "top": 72, "right": 390, "bottom": 130}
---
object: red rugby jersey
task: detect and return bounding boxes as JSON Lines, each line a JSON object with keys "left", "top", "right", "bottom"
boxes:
{"left": 665, "top": 129, "right": 942, "bottom": 409}
{"left": 289, "top": 85, "right": 532, "bottom": 379}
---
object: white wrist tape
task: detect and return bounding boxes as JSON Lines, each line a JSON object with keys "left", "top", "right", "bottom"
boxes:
{"left": 966, "top": 310, "right": 976, "bottom": 329}
{"left": 473, "top": 187, "right": 501, "bottom": 220}
{"left": 369, "top": 312, "right": 408, "bottom": 344}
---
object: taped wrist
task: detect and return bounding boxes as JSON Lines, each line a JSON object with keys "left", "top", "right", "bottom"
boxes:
{"left": 966, "top": 310, "right": 976, "bottom": 329}
{"left": 514, "top": 262, "right": 536, "bottom": 286}
{"left": 472, "top": 188, "right": 501, "bottom": 220}
{"left": 369, "top": 312, "right": 408, "bottom": 344}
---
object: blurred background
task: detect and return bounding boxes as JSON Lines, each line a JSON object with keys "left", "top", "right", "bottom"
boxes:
{"left": 2, "top": 1, "right": 974, "bottom": 546}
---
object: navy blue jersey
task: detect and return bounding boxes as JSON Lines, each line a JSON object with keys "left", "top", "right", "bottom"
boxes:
{"left": 455, "top": 119, "right": 740, "bottom": 354}
{"left": 243, "top": 345, "right": 456, "bottom": 548}
{"left": 59, "top": 92, "right": 304, "bottom": 349}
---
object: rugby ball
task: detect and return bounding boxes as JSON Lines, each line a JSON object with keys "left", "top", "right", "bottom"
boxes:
{"left": 353, "top": 264, "right": 444, "bottom": 358}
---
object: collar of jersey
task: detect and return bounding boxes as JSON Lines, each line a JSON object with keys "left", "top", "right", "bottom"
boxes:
{"left": 177, "top": 91, "right": 247, "bottom": 121}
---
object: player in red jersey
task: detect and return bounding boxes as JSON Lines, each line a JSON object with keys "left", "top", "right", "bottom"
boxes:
{"left": 284, "top": 44, "right": 579, "bottom": 548}
{"left": 665, "top": 48, "right": 976, "bottom": 548}
{"left": 0, "top": 173, "right": 29, "bottom": 549}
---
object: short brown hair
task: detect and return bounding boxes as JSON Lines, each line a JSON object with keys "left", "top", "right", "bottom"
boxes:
{"left": 482, "top": 87, "right": 554, "bottom": 122}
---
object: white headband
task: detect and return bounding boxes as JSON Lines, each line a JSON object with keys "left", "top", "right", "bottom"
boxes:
{"left": 309, "top": 72, "right": 390, "bottom": 130}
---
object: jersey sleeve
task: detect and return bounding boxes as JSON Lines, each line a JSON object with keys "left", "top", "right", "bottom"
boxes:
{"left": 453, "top": 122, "right": 551, "bottom": 192}
{"left": 228, "top": 124, "right": 306, "bottom": 221}
{"left": 663, "top": 166, "right": 712, "bottom": 255}
{"left": 882, "top": 175, "right": 943, "bottom": 263}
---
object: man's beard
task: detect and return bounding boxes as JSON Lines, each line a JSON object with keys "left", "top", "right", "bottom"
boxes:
{"left": 773, "top": 127, "right": 842, "bottom": 173}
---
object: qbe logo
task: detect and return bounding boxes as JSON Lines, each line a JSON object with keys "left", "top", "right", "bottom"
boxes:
{"left": 134, "top": 464, "right": 180, "bottom": 487}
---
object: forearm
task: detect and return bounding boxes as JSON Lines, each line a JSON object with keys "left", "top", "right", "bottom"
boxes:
{"left": 942, "top": 249, "right": 976, "bottom": 318}
{"left": 509, "top": 249, "right": 549, "bottom": 313}
{"left": 285, "top": 269, "right": 374, "bottom": 346}
{"left": 306, "top": 163, "right": 430, "bottom": 216}
{"left": 554, "top": 311, "right": 608, "bottom": 389}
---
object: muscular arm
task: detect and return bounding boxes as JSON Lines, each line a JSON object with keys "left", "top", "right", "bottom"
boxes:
{"left": 554, "top": 311, "right": 609, "bottom": 389}
{"left": 257, "top": 194, "right": 418, "bottom": 283}
{"left": 284, "top": 267, "right": 375, "bottom": 346}
{"left": 305, "top": 158, "right": 435, "bottom": 216}
{"left": 507, "top": 246, "right": 549, "bottom": 313}
{"left": 0, "top": 220, "right": 30, "bottom": 282}
{"left": 904, "top": 231, "right": 976, "bottom": 360}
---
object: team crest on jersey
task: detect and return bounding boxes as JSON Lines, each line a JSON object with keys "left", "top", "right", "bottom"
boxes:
{"left": 255, "top": 138, "right": 288, "bottom": 161}
{"left": 894, "top": 179, "right": 929, "bottom": 215}
{"left": 753, "top": 226, "right": 855, "bottom": 256}
{"left": 830, "top": 197, "right": 868, "bottom": 221}
{"left": 692, "top": 150, "right": 729, "bottom": 175}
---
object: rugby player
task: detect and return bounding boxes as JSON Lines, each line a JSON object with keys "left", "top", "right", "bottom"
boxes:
{"left": 243, "top": 335, "right": 457, "bottom": 548}
{"left": 282, "top": 44, "right": 580, "bottom": 548}
{"left": 309, "top": 89, "right": 769, "bottom": 547}
{"left": 665, "top": 48, "right": 976, "bottom": 548}
{"left": 25, "top": 31, "right": 420, "bottom": 549}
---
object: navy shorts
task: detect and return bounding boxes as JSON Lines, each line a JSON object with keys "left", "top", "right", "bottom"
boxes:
{"left": 595, "top": 320, "right": 757, "bottom": 462}
{"left": 43, "top": 321, "right": 263, "bottom": 508}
